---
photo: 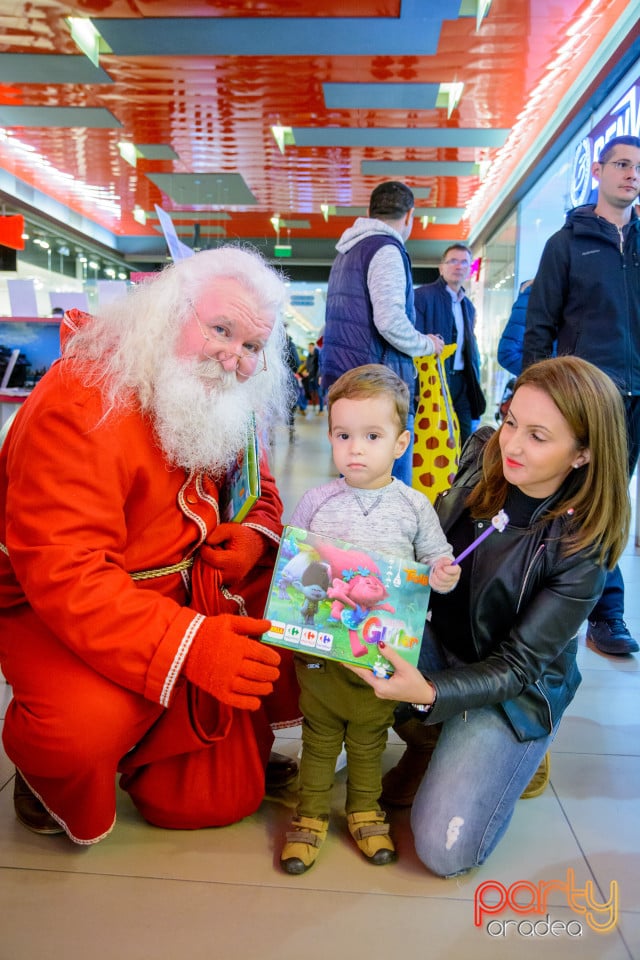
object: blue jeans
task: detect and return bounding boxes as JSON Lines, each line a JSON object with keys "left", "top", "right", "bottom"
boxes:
{"left": 410, "top": 634, "right": 553, "bottom": 877}
{"left": 392, "top": 412, "right": 414, "bottom": 484}
{"left": 410, "top": 705, "right": 553, "bottom": 877}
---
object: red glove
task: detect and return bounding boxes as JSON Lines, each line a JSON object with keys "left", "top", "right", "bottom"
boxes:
{"left": 183, "top": 614, "right": 280, "bottom": 710}
{"left": 199, "top": 523, "right": 268, "bottom": 584}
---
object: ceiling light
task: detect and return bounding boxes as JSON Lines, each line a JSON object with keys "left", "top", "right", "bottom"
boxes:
{"left": 133, "top": 206, "right": 147, "bottom": 225}
{"left": 320, "top": 203, "right": 336, "bottom": 222}
{"left": 437, "top": 82, "right": 464, "bottom": 118}
{"left": 271, "top": 126, "right": 295, "bottom": 155}
{"left": 65, "top": 18, "right": 111, "bottom": 67}
{"left": 476, "top": 0, "right": 492, "bottom": 30}
{"left": 118, "top": 142, "right": 140, "bottom": 168}
{"left": 1, "top": 130, "right": 121, "bottom": 218}
{"left": 270, "top": 214, "right": 281, "bottom": 233}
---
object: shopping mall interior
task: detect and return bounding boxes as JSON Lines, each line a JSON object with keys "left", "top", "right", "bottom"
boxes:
{"left": 1, "top": 2, "right": 640, "bottom": 957}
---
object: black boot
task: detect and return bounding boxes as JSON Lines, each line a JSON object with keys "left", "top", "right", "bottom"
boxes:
{"left": 381, "top": 718, "right": 441, "bottom": 807}
{"left": 265, "top": 751, "right": 299, "bottom": 790}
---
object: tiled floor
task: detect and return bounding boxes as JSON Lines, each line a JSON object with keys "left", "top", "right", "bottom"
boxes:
{"left": 1, "top": 410, "right": 639, "bottom": 959}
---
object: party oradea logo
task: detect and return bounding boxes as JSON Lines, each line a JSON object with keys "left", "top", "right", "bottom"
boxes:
{"left": 474, "top": 869, "right": 618, "bottom": 938}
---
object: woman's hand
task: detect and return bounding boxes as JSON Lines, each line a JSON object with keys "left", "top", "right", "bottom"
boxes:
{"left": 429, "top": 557, "right": 461, "bottom": 594}
{"left": 345, "top": 642, "right": 436, "bottom": 705}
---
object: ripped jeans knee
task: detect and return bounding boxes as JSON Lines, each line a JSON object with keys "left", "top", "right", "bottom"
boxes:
{"left": 412, "top": 811, "right": 478, "bottom": 877}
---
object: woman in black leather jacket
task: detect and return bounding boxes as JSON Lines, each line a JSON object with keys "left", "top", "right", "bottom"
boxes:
{"left": 352, "top": 356, "right": 630, "bottom": 876}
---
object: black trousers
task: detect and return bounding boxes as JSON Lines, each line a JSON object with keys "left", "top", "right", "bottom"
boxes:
{"left": 448, "top": 370, "right": 473, "bottom": 446}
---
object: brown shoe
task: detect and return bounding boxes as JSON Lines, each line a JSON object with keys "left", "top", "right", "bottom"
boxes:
{"left": 280, "top": 815, "right": 329, "bottom": 874}
{"left": 13, "top": 771, "right": 64, "bottom": 835}
{"left": 381, "top": 719, "right": 441, "bottom": 807}
{"left": 347, "top": 810, "right": 396, "bottom": 865}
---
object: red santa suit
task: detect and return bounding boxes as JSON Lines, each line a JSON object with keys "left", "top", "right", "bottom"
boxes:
{"left": 0, "top": 327, "right": 298, "bottom": 843}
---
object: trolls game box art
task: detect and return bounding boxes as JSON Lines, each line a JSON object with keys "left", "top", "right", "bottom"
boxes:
{"left": 261, "top": 526, "right": 432, "bottom": 675}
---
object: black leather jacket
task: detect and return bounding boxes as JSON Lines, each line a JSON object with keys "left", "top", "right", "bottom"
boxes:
{"left": 424, "top": 428, "right": 607, "bottom": 741}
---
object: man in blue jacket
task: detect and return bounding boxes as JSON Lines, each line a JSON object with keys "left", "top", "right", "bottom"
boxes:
{"left": 414, "top": 243, "right": 485, "bottom": 444}
{"left": 522, "top": 134, "right": 640, "bottom": 656}
{"left": 321, "top": 181, "right": 443, "bottom": 484}
{"left": 497, "top": 279, "right": 534, "bottom": 377}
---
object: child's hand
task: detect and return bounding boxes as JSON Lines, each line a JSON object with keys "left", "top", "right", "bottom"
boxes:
{"left": 429, "top": 557, "right": 461, "bottom": 594}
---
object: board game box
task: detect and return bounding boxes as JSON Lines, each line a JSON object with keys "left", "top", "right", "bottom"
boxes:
{"left": 262, "top": 525, "right": 432, "bottom": 676}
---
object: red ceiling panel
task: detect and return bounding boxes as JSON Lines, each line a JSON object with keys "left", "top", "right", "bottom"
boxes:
{"left": 0, "top": 0, "right": 635, "bottom": 261}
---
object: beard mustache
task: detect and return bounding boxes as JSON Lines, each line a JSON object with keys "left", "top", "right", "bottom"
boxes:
{"left": 151, "top": 355, "right": 264, "bottom": 474}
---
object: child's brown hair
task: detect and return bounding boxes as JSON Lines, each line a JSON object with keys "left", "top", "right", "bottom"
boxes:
{"left": 327, "top": 364, "right": 410, "bottom": 433}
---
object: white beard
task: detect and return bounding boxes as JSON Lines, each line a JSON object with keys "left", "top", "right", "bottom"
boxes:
{"left": 151, "top": 355, "right": 263, "bottom": 475}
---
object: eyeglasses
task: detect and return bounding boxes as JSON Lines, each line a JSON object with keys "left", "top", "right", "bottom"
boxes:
{"left": 191, "top": 304, "right": 267, "bottom": 379}
{"left": 442, "top": 258, "right": 471, "bottom": 267}
{"left": 601, "top": 159, "right": 640, "bottom": 175}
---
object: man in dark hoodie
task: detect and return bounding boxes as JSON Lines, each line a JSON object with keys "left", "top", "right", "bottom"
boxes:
{"left": 522, "top": 134, "right": 640, "bottom": 657}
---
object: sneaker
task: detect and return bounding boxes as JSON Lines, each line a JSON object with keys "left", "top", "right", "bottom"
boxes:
{"left": 586, "top": 618, "right": 639, "bottom": 656}
{"left": 347, "top": 810, "right": 397, "bottom": 865}
{"left": 280, "top": 815, "right": 329, "bottom": 874}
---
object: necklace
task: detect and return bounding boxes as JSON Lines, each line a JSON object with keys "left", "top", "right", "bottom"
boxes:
{"left": 353, "top": 491, "right": 384, "bottom": 517}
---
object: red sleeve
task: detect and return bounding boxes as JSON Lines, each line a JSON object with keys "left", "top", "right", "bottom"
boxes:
{"left": 2, "top": 368, "right": 203, "bottom": 708}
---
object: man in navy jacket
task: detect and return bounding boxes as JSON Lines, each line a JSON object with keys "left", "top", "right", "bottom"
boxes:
{"left": 414, "top": 244, "right": 485, "bottom": 444}
{"left": 522, "top": 134, "right": 640, "bottom": 657}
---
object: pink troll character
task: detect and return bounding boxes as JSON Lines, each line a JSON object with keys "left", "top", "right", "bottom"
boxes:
{"left": 315, "top": 543, "right": 395, "bottom": 657}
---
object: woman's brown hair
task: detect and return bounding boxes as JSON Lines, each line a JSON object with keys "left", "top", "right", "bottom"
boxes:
{"left": 466, "top": 356, "right": 630, "bottom": 568}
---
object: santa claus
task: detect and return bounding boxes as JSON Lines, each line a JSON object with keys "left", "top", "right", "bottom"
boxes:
{"left": 0, "top": 246, "right": 299, "bottom": 843}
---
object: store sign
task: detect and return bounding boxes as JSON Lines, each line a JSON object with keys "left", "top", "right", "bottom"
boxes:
{"left": 569, "top": 75, "right": 640, "bottom": 207}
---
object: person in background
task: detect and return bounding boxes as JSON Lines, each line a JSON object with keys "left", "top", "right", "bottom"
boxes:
{"left": 284, "top": 326, "right": 300, "bottom": 442}
{"left": 497, "top": 278, "right": 535, "bottom": 377}
{"left": 414, "top": 243, "right": 486, "bottom": 445}
{"left": 321, "top": 181, "right": 444, "bottom": 483}
{"left": 353, "top": 357, "right": 630, "bottom": 876}
{"left": 0, "top": 246, "right": 300, "bottom": 845}
{"left": 522, "top": 134, "right": 640, "bottom": 656}
{"left": 279, "top": 364, "right": 459, "bottom": 875}
{"left": 305, "top": 341, "right": 323, "bottom": 414}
